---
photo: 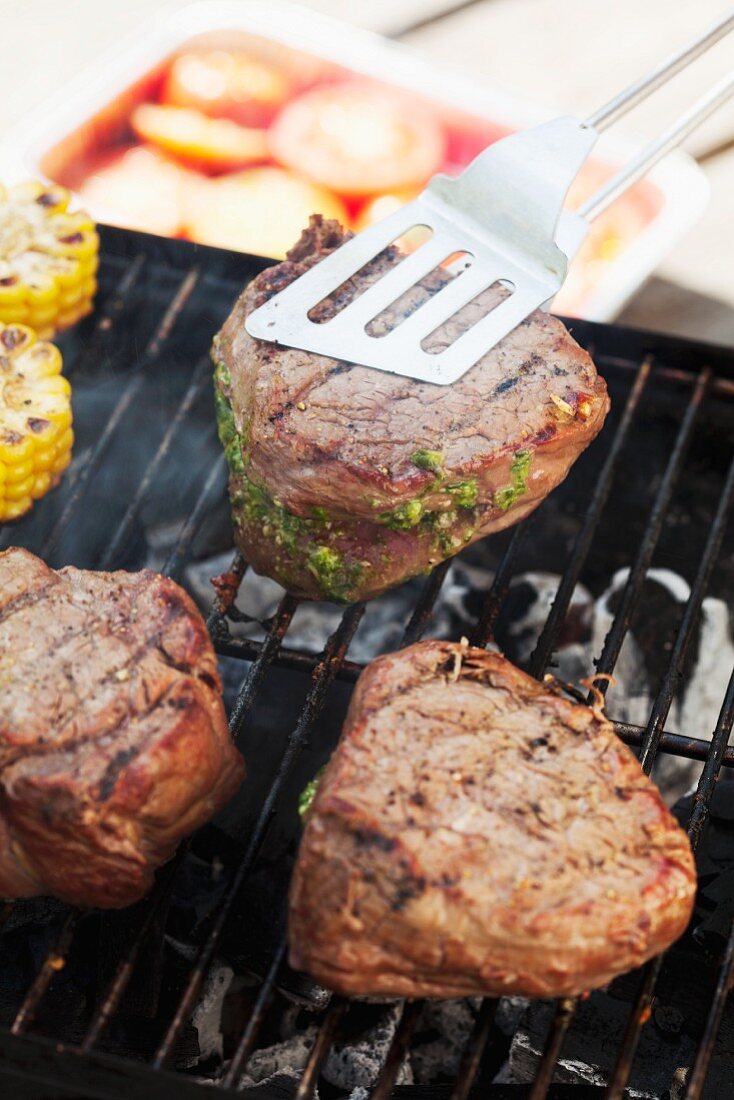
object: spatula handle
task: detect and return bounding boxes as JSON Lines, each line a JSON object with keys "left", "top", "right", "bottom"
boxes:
{"left": 585, "top": 9, "right": 734, "bottom": 132}
{"left": 579, "top": 70, "right": 734, "bottom": 221}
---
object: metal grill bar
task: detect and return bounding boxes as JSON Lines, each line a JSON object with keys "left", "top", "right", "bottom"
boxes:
{"left": 226, "top": 594, "right": 300, "bottom": 740}
{"left": 590, "top": 367, "right": 712, "bottom": 697}
{"left": 40, "top": 268, "right": 202, "bottom": 562}
{"left": 602, "top": 466, "right": 734, "bottom": 1097}
{"left": 401, "top": 559, "right": 453, "bottom": 647}
{"left": 294, "top": 999, "right": 347, "bottom": 1100}
{"left": 153, "top": 602, "right": 365, "bottom": 1067}
{"left": 470, "top": 518, "right": 534, "bottom": 646}
{"left": 613, "top": 722, "right": 734, "bottom": 764}
{"left": 688, "top": 667, "right": 734, "bottom": 851}
{"left": 448, "top": 998, "right": 498, "bottom": 1100}
{"left": 10, "top": 911, "right": 81, "bottom": 1035}
{"left": 371, "top": 1000, "right": 423, "bottom": 1100}
{"left": 183, "top": 628, "right": 734, "bottom": 761}
{"left": 638, "top": 454, "right": 734, "bottom": 770}
{"left": 211, "top": 635, "right": 364, "bottom": 677}
{"left": 686, "top": 914, "right": 734, "bottom": 1098}
{"left": 221, "top": 935, "right": 288, "bottom": 1088}
{"left": 608, "top": 662, "right": 734, "bottom": 1100}
{"left": 528, "top": 999, "right": 577, "bottom": 1100}
{"left": 163, "top": 454, "right": 227, "bottom": 581}
{"left": 686, "top": 835, "right": 734, "bottom": 1100}
{"left": 590, "top": 350, "right": 734, "bottom": 397}
{"left": 529, "top": 356, "right": 653, "bottom": 678}
{"left": 81, "top": 854, "right": 185, "bottom": 1052}
{"left": 99, "top": 354, "right": 214, "bottom": 570}
{"left": 67, "top": 252, "right": 146, "bottom": 379}
{"left": 502, "top": 366, "right": 723, "bottom": 1097}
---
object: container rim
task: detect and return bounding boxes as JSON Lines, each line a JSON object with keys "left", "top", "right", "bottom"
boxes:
{"left": 0, "top": 0, "right": 710, "bottom": 322}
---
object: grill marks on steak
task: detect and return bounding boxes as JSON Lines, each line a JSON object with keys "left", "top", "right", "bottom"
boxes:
{"left": 289, "top": 642, "right": 696, "bottom": 998}
{"left": 0, "top": 548, "right": 244, "bottom": 908}
{"left": 213, "top": 217, "right": 610, "bottom": 601}
{"left": 226, "top": 217, "right": 607, "bottom": 497}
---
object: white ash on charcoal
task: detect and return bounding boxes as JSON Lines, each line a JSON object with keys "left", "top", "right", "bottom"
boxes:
{"left": 216, "top": 995, "right": 528, "bottom": 1094}
{"left": 409, "top": 999, "right": 478, "bottom": 1084}
{"left": 186, "top": 552, "right": 446, "bottom": 662}
{"left": 504, "top": 996, "right": 688, "bottom": 1098}
{"left": 324, "top": 1003, "right": 412, "bottom": 1090}
{"left": 226, "top": 1003, "right": 413, "bottom": 1093}
{"left": 238, "top": 1026, "right": 317, "bottom": 1086}
{"left": 592, "top": 568, "right": 734, "bottom": 803}
{"left": 188, "top": 553, "right": 733, "bottom": 803}
{"left": 189, "top": 963, "right": 234, "bottom": 1064}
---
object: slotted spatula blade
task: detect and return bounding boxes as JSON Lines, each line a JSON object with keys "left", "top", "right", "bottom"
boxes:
{"left": 246, "top": 12, "right": 734, "bottom": 385}
{"left": 246, "top": 117, "right": 596, "bottom": 386}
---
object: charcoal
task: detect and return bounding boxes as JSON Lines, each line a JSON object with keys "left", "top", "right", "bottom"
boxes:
{"left": 325, "top": 1004, "right": 412, "bottom": 1090}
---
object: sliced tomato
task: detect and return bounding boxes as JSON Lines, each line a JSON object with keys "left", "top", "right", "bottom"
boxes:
{"left": 269, "top": 83, "right": 446, "bottom": 198}
{"left": 183, "top": 167, "right": 350, "bottom": 258}
{"left": 162, "top": 50, "right": 292, "bottom": 128}
{"left": 131, "top": 103, "right": 268, "bottom": 173}
{"left": 75, "top": 145, "right": 196, "bottom": 237}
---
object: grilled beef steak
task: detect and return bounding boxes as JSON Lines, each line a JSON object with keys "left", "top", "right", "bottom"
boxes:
{"left": 0, "top": 548, "right": 244, "bottom": 908}
{"left": 290, "top": 641, "right": 696, "bottom": 998}
{"left": 213, "top": 217, "right": 609, "bottom": 602}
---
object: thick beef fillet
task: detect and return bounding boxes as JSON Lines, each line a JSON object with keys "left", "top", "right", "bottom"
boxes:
{"left": 0, "top": 548, "right": 244, "bottom": 908}
{"left": 289, "top": 641, "right": 696, "bottom": 998}
{"left": 213, "top": 217, "right": 609, "bottom": 602}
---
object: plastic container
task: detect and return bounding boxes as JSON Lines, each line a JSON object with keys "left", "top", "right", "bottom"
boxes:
{"left": 0, "top": 0, "right": 709, "bottom": 320}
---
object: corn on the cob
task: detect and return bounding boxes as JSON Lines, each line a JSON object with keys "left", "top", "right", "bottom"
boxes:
{"left": 0, "top": 322, "right": 73, "bottom": 522}
{"left": 0, "top": 181, "right": 99, "bottom": 338}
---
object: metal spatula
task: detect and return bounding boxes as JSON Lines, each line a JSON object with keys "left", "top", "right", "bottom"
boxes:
{"left": 247, "top": 13, "right": 734, "bottom": 385}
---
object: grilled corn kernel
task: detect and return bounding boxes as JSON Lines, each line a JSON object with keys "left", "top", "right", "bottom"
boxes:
{"left": 0, "top": 322, "right": 73, "bottom": 522}
{"left": 0, "top": 181, "right": 99, "bottom": 338}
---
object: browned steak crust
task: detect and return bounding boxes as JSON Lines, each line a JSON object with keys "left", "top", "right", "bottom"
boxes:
{"left": 0, "top": 548, "right": 245, "bottom": 908}
{"left": 213, "top": 217, "right": 610, "bottom": 602}
{"left": 289, "top": 641, "right": 696, "bottom": 998}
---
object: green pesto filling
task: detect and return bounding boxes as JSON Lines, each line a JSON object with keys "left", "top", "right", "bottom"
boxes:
{"left": 213, "top": 360, "right": 362, "bottom": 601}
{"left": 495, "top": 448, "right": 532, "bottom": 511}
{"left": 212, "top": 353, "right": 516, "bottom": 591}
{"left": 298, "top": 765, "right": 327, "bottom": 821}
{"left": 411, "top": 449, "right": 444, "bottom": 473}
{"left": 307, "top": 546, "right": 343, "bottom": 590}
{"left": 445, "top": 478, "right": 478, "bottom": 508}
{"left": 421, "top": 508, "right": 461, "bottom": 554}
{"left": 381, "top": 498, "right": 424, "bottom": 530}
{"left": 213, "top": 368, "right": 246, "bottom": 476}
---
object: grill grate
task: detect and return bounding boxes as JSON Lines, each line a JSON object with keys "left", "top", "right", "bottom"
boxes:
{"left": 1, "top": 225, "right": 734, "bottom": 1100}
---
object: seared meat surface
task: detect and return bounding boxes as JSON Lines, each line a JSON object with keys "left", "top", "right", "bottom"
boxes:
{"left": 290, "top": 641, "right": 696, "bottom": 998}
{"left": 0, "top": 548, "right": 244, "bottom": 908}
{"left": 213, "top": 217, "right": 609, "bottom": 602}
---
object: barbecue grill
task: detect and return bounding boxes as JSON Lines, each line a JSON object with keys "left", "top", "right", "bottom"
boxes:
{"left": 1, "top": 223, "right": 733, "bottom": 1100}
